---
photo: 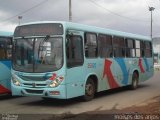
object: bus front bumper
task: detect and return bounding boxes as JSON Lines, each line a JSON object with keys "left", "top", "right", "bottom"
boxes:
{"left": 11, "top": 82, "right": 67, "bottom": 99}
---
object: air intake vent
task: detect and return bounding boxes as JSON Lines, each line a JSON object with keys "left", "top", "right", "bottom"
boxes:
{"left": 18, "top": 75, "right": 49, "bottom": 81}
{"left": 25, "top": 89, "right": 43, "bottom": 94}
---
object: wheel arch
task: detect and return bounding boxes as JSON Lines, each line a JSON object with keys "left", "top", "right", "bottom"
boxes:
{"left": 133, "top": 70, "right": 139, "bottom": 79}
{"left": 130, "top": 69, "right": 139, "bottom": 89}
{"left": 84, "top": 73, "right": 98, "bottom": 93}
{"left": 129, "top": 68, "right": 140, "bottom": 84}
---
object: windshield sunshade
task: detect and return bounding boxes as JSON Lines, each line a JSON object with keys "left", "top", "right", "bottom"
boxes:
{"left": 14, "top": 23, "right": 63, "bottom": 37}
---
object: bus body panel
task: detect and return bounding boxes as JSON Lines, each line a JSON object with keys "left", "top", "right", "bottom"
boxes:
{"left": 65, "top": 64, "right": 85, "bottom": 98}
{"left": 65, "top": 57, "right": 154, "bottom": 98}
{"left": 11, "top": 82, "right": 67, "bottom": 99}
{"left": 0, "top": 31, "right": 13, "bottom": 94}
{"left": 0, "top": 61, "right": 11, "bottom": 94}
{"left": 11, "top": 67, "right": 67, "bottom": 99}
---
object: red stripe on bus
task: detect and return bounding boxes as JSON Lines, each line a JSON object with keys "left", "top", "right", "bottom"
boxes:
{"left": 103, "top": 59, "right": 119, "bottom": 89}
{"left": 49, "top": 73, "right": 57, "bottom": 80}
{"left": 0, "top": 85, "right": 10, "bottom": 94}
{"left": 138, "top": 58, "right": 145, "bottom": 73}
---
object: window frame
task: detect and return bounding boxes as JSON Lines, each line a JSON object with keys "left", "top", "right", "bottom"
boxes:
{"left": 98, "top": 34, "right": 113, "bottom": 58}
{"left": 0, "top": 36, "right": 12, "bottom": 61}
{"left": 135, "top": 40, "right": 141, "bottom": 58}
{"left": 144, "top": 41, "right": 152, "bottom": 58}
{"left": 66, "top": 35, "right": 84, "bottom": 68}
{"left": 125, "top": 38, "right": 136, "bottom": 58}
{"left": 84, "top": 32, "right": 98, "bottom": 58}
{"left": 113, "top": 36, "right": 125, "bottom": 58}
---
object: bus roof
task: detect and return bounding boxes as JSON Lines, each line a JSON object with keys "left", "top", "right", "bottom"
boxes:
{"left": 17, "top": 21, "right": 151, "bottom": 41}
{"left": 0, "top": 31, "right": 13, "bottom": 37}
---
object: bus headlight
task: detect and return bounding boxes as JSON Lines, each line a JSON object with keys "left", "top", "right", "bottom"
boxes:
{"left": 12, "top": 76, "right": 20, "bottom": 86}
{"left": 48, "top": 76, "right": 64, "bottom": 88}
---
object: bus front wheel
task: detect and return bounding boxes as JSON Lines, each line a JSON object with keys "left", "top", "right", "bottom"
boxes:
{"left": 131, "top": 72, "right": 139, "bottom": 90}
{"left": 83, "top": 78, "right": 96, "bottom": 101}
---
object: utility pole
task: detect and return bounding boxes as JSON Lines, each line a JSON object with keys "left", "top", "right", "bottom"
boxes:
{"left": 149, "top": 7, "right": 155, "bottom": 39}
{"left": 18, "top": 16, "right": 22, "bottom": 25}
{"left": 69, "top": 0, "right": 72, "bottom": 22}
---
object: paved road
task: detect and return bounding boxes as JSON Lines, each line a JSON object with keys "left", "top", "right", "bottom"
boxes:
{"left": 0, "top": 71, "right": 160, "bottom": 114}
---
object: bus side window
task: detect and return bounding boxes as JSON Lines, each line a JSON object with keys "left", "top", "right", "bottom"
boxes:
{"left": 0, "top": 52, "right": 5, "bottom": 59}
{"left": 125, "top": 38, "right": 135, "bottom": 58}
{"left": 140, "top": 41, "right": 145, "bottom": 57}
{"left": 6, "top": 38, "right": 12, "bottom": 59}
{"left": 144, "top": 41, "right": 152, "bottom": 58}
{"left": 113, "top": 36, "right": 125, "bottom": 58}
{"left": 66, "top": 35, "right": 83, "bottom": 68}
{"left": 135, "top": 40, "right": 140, "bottom": 57}
{"left": 0, "top": 41, "right": 5, "bottom": 59}
{"left": 0, "top": 37, "right": 12, "bottom": 60}
{"left": 98, "top": 34, "right": 113, "bottom": 58}
{"left": 85, "top": 33, "right": 97, "bottom": 58}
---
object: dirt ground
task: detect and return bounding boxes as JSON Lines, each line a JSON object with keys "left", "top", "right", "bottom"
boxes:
{"left": 117, "top": 96, "right": 160, "bottom": 114}
{"left": 49, "top": 95, "right": 160, "bottom": 120}
{"left": 3, "top": 95, "right": 159, "bottom": 120}
{"left": 88, "top": 95, "right": 160, "bottom": 114}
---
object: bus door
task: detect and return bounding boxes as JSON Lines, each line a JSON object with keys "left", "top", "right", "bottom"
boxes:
{"left": 65, "top": 30, "right": 85, "bottom": 98}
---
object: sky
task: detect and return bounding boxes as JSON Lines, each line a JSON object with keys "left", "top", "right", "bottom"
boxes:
{"left": 0, "top": 0, "right": 160, "bottom": 37}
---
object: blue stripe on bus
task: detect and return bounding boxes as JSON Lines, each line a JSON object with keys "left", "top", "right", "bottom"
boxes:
{"left": 1, "top": 61, "right": 11, "bottom": 69}
{"left": 115, "top": 58, "right": 128, "bottom": 85}
{"left": 143, "top": 58, "right": 149, "bottom": 72}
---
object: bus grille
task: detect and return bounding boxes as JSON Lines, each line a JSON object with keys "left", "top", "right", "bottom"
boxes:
{"left": 25, "top": 89, "right": 43, "bottom": 94}
{"left": 18, "top": 75, "right": 48, "bottom": 81}
{"left": 23, "top": 83, "right": 47, "bottom": 87}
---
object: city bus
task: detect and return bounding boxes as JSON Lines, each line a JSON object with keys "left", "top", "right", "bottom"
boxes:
{"left": 153, "top": 38, "right": 160, "bottom": 70}
{"left": 153, "top": 53, "right": 160, "bottom": 70}
{"left": 11, "top": 21, "right": 153, "bottom": 101}
{"left": 0, "top": 31, "right": 13, "bottom": 95}
{"left": 153, "top": 53, "right": 160, "bottom": 64}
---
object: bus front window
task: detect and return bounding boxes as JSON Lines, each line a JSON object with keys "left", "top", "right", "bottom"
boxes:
{"left": 13, "top": 37, "right": 63, "bottom": 72}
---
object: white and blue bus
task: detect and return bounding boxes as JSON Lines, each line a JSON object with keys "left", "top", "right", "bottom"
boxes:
{"left": 0, "top": 31, "right": 13, "bottom": 94}
{"left": 11, "top": 21, "right": 153, "bottom": 101}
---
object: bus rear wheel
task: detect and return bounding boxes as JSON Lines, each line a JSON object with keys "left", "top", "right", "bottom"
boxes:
{"left": 83, "top": 78, "right": 96, "bottom": 101}
{"left": 131, "top": 72, "right": 139, "bottom": 90}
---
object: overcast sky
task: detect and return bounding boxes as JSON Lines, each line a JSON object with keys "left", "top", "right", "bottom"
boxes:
{"left": 0, "top": 0, "right": 160, "bottom": 37}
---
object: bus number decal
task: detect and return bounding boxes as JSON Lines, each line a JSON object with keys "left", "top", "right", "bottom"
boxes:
{"left": 88, "top": 63, "right": 96, "bottom": 68}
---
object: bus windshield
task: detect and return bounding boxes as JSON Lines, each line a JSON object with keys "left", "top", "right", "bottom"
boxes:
{"left": 12, "top": 37, "right": 63, "bottom": 72}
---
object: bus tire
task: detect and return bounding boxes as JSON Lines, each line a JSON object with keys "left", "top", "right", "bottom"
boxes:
{"left": 131, "top": 72, "right": 139, "bottom": 90}
{"left": 83, "top": 78, "right": 96, "bottom": 101}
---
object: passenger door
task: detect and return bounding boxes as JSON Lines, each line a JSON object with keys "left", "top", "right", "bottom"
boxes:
{"left": 65, "top": 31, "right": 85, "bottom": 98}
